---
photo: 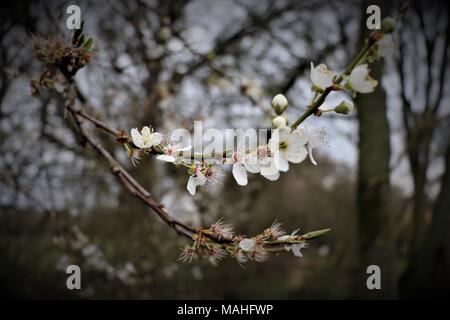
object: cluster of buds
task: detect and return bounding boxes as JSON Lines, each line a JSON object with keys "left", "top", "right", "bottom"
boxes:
{"left": 271, "top": 94, "right": 289, "bottom": 129}
{"left": 31, "top": 28, "right": 94, "bottom": 81}
{"left": 178, "top": 220, "right": 330, "bottom": 265}
{"left": 32, "top": 36, "right": 92, "bottom": 69}
{"left": 30, "top": 69, "right": 66, "bottom": 96}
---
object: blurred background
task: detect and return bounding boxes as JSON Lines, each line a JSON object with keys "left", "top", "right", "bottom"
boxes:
{"left": 0, "top": 0, "right": 449, "bottom": 299}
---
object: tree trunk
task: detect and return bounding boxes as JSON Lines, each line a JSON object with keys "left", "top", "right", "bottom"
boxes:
{"left": 354, "top": 0, "right": 397, "bottom": 299}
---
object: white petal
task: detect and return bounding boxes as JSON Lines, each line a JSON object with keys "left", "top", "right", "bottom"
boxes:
{"left": 307, "top": 145, "right": 317, "bottom": 165}
{"left": 196, "top": 172, "right": 207, "bottom": 186}
{"left": 277, "top": 235, "right": 290, "bottom": 241}
{"left": 244, "top": 162, "right": 260, "bottom": 174}
{"left": 151, "top": 132, "right": 163, "bottom": 146}
{"left": 244, "top": 153, "right": 260, "bottom": 173}
{"left": 141, "top": 126, "right": 151, "bottom": 137}
{"left": 287, "top": 148, "right": 307, "bottom": 164}
{"left": 291, "top": 244, "right": 304, "bottom": 257}
{"left": 262, "top": 171, "right": 280, "bottom": 181}
{"left": 156, "top": 154, "right": 175, "bottom": 162}
{"left": 310, "top": 62, "right": 334, "bottom": 90}
{"left": 286, "top": 143, "right": 307, "bottom": 164}
{"left": 130, "top": 128, "right": 144, "bottom": 148}
{"left": 187, "top": 176, "right": 197, "bottom": 195}
{"left": 268, "top": 129, "right": 288, "bottom": 153}
{"left": 275, "top": 154, "right": 289, "bottom": 172}
{"left": 349, "top": 64, "right": 377, "bottom": 93}
{"left": 260, "top": 157, "right": 278, "bottom": 176}
{"left": 232, "top": 163, "right": 248, "bottom": 186}
{"left": 239, "top": 239, "right": 256, "bottom": 252}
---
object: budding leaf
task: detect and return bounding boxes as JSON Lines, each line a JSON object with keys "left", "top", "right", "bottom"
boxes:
{"left": 83, "top": 38, "right": 94, "bottom": 51}
{"left": 302, "top": 228, "right": 331, "bottom": 240}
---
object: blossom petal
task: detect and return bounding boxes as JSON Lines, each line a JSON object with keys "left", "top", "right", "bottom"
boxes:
{"left": 239, "top": 239, "right": 256, "bottom": 252}
{"left": 310, "top": 62, "right": 334, "bottom": 90}
{"left": 131, "top": 128, "right": 145, "bottom": 148}
{"left": 277, "top": 235, "right": 290, "bottom": 241}
{"left": 349, "top": 64, "right": 377, "bottom": 93}
{"left": 244, "top": 153, "right": 260, "bottom": 173}
{"left": 156, "top": 154, "right": 176, "bottom": 162}
{"left": 291, "top": 244, "right": 304, "bottom": 257}
{"left": 196, "top": 172, "right": 207, "bottom": 185}
{"left": 275, "top": 154, "right": 289, "bottom": 172}
{"left": 261, "top": 170, "right": 280, "bottom": 181}
{"left": 286, "top": 143, "right": 307, "bottom": 164}
{"left": 187, "top": 176, "right": 197, "bottom": 195}
{"left": 307, "top": 144, "right": 317, "bottom": 165}
{"left": 151, "top": 132, "right": 163, "bottom": 146}
{"left": 232, "top": 163, "right": 248, "bottom": 186}
{"left": 141, "top": 126, "right": 151, "bottom": 137}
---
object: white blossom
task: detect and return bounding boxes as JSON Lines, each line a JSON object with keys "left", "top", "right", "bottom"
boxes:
{"left": 247, "top": 145, "right": 280, "bottom": 181}
{"left": 349, "top": 64, "right": 378, "bottom": 93}
{"left": 187, "top": 165, "right": 206, "bottom": 195}
{"left": 277, "top": 229, "right": 307, "bottom": 257}
{"left": 239, "top": 238, "right": 256, "bottom": 252}
{"left": 257, "top": 146, "right": 280, "bottom": 180}
{"left": 288, "top": 242, "right": 307, "bottom": 257}
{"left": 269, "top": 128, "right": 308, "bottom": 172}
{"left": 130, "top": 126, "right": 162, "bottom": 149}
{"left": 310, "top": 62, "right": 335, "bottom": 90}
{"left": 157, "top": 144, "right": 192, "bottom": 163}
{"left": 296, "top": 127, "right": 326, "bottom": 165}
{"left": 203, "top": 164, "right": 224, "bottom": 184}
{"left": 231, "top": 140, "right": 259, "bottom": 186}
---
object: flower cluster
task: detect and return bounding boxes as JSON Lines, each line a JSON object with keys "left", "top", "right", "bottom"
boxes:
{"left": 177, "top": 220, "right": 329, "bottom": 265}
{"left": 127, "top": 112, "right": 326, "bottom": 195}
{"left": 125, "top": 29, "right": 395, "bottom": 196}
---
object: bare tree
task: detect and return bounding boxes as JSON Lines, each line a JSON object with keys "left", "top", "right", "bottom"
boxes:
{"left": 398, "top": 1, "right": 450, "bottom": 298}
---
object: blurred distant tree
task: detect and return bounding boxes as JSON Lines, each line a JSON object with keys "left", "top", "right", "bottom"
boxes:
{"left": 398, "top": 1, "right": 450, "bottom": 298}
{"left": 401, "top": 140, "right": 450, "bottom": 298}
{"left": 397, "top": 1, "right": 449, "bottom": 258}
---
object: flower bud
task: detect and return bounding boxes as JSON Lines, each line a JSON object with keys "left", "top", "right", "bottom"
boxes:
{"left": 381, "top": 17, "right": 396, "bottom": 34}
{"left": 271, "top": 94, "right": 288, "bottom": 115}
{"left": 334, "top": 100, "right": 354, "bottom": 115}
{"left": 272, "top": 116, "right": 287, "bottom": 128}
